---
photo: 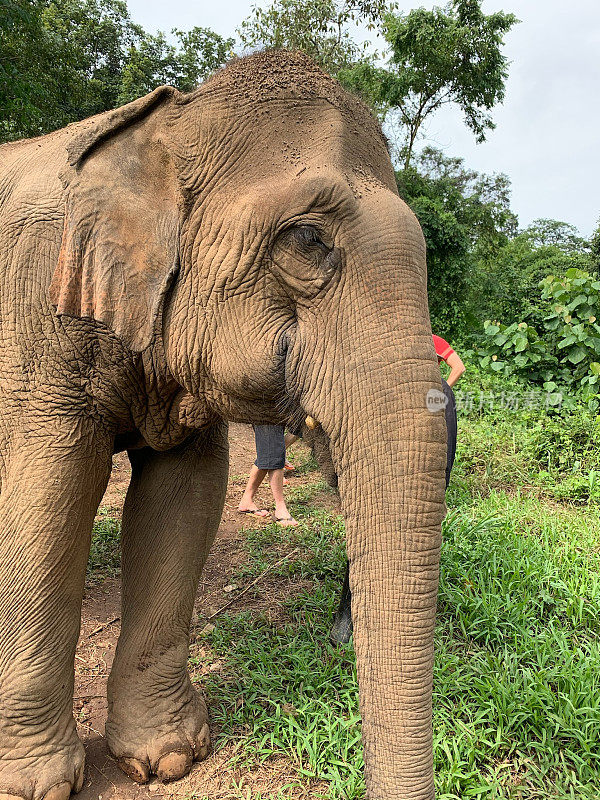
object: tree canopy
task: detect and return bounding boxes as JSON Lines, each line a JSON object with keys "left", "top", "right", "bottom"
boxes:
{"left": 237, "top": 0, "right": 389, "bottom": 73}
{"left": 0, "top": 0, "right": 233, "bottom": 141}
{"left": 1, "top": 0, "right": 59, "bottom": 139}
{"left": 341, "top": 0, "right": 517, "bottom": 167}
{"left": 396, "top": 147, "right": 517, "bottom": 334}
{"left": 117, "top": 27, "right": 234, "bottom": 104}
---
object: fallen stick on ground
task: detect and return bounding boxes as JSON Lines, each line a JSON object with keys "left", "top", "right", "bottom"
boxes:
{"left": 206, "top": 548, "right": 300, "bottom": 621}
{"left": 87, "top": 616, "right": 120, "bottom": 638}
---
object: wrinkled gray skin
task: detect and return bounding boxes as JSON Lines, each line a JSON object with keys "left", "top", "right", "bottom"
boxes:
{"left": 0, "top": 52, "right": 446, "bottom": 800}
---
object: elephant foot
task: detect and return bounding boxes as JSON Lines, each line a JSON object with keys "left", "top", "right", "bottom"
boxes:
{"left": 106, "top": 673, "right": 211, "bottom": 784}
{"left": 0, "top": 729, "right": 85, "bottom": 800}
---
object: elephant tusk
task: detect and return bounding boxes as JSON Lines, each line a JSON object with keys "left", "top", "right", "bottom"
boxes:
{"left": 305, "top": 415, "right": 318, "bottom": 430}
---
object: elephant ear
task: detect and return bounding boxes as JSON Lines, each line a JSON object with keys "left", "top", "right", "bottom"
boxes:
{"left": 50, "top": 86, "right": 182, "bottom": 352}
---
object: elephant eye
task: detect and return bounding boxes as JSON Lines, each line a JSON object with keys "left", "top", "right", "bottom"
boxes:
{"left": 270, "top": 222, "right": 341, "bottom": 298}
{"left": 291, "top": 225, "right": 331, "bottom": 251}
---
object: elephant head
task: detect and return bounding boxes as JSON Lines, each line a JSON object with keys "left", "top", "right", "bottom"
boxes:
{"left": 50, "top": 51, "right": 447, "bottom": 799}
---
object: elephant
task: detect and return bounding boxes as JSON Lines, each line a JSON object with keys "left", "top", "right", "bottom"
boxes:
{"left": 0, "top": 50, "right": 447, "bottom": 800}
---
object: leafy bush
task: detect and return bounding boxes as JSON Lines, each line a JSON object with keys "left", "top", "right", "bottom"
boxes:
{"left": 446, "top": 362, "right": 600, "bottom": 506}
{"left": 479, "top": 269, "right": 600, "bottom": 408}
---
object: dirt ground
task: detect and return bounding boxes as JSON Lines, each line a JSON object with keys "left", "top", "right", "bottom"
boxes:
{"left": 76, "top": 423, "right": 330, "bottom": 800}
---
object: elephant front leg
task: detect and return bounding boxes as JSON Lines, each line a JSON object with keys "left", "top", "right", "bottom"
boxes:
{"left": 106, "top": 424, "right": 228, "bottom": 784}
{"left": 0, "top": 427, "right": 112, "bottom": 800}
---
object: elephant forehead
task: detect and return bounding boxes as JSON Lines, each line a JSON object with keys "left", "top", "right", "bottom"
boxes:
{"left": 171, "top": 95, "right": 395, "bottom": 201}
{"left": 198, "top": 49, "right": 384, "bottom": 149}
{"left": 243, "top": 101, "right": 393, "bottom": 188}
{"left": 219, "top": 168, "right": 359, "bottom": 223}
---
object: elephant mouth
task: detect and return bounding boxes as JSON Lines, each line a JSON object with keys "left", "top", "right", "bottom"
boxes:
{"left": 274, "top": 326, "right": 305, "bottom": 433}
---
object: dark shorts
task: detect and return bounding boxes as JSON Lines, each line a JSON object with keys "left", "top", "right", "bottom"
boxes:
{"left": 442, "top": 379, "right": 457, "bottom": 488}
{"left": 254, "top": 424, "right": 286, "bottom": 470}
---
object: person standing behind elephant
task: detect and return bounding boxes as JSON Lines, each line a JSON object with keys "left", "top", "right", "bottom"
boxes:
{"left": 433, "top": 334, "right": 465, "bottom": 485}
{"left": 330, "top": 335, "right": 465, "bottom": 644}
{"left": 238, "top": 424, "right": 299, "bottom": 527}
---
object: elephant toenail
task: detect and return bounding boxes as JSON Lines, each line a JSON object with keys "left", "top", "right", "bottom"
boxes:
{"left": 73, "top": 763, "right": 85, "bottom": 794}
{"left": 117, "top": 757, "right": 151, "bottom": 784}
{"left": 43, "top": 782, "right": 72, "bottom": 800}
{"left": 193, "top": 723, "right": 211, "bottom": 761}
{"left": 156, "top": 751, "right": 192, "bottom": 782}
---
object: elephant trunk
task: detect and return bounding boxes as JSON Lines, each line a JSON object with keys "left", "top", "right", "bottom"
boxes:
{"left": 329, "top": 330, "right": 447, "bottom": 799}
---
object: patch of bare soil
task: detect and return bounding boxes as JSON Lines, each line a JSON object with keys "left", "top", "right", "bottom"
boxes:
{"left": 76, "top": 424, "right": 331, "bottom": 800}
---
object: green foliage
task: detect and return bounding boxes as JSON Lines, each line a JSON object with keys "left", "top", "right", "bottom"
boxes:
{"left": 40, "top": 0, "right": 143, "bottom": 124}
{"left": 0, "top": 0, "right": 62, "bottom": 139}
{"left": 480, "top": 320, "right": 547, "bottom": 376}
{"left": 198, "top": 386, "right": 600, "bottom": 796}
{"left": 238, "top": 0, "right": 390, "bottom": 74}
{"left": 479, "top": 269, "right": 600, "bottom": 406}
{"left": 410, "top": 193, "right": 472, "bottom": 334}
{"left": 88, "top": 511, "right": 120, "bottom": 578}
{"left": 0, "top": 0, "right": 232, "bottom": 142}
{"left": 449, "top": 365, "right": 600, "bottom": 504}
{"left": 473, "top": 229, "right": 593, "bottom": 326}
{"left": 202, "top": 488, "right": 600, "bottom": 798}
{"left": 523, "top": 218, "right": 591, "bottom": 253}
{"left": 117, "top": 27, "right": 234, "bottom": 104}
{"left": 396, "top": 147, "right": 517, "bottom": 337}
{"left": 342, "top": 0, "right": 517, "bottom": 167}
{"left": 590, "top": 219, "right": 600, "bottom": 275}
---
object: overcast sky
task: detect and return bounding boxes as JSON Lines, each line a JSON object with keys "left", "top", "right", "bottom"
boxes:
{"left": 126, "top": 0, "right": 600, "bottom": 237}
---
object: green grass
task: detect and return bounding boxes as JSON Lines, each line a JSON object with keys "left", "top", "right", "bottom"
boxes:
{"left": 287, "top": 445, "right": 319, "bottom": 475}
{"left": 449, "top": 366, "right": 600, "bottom": 505}
{"left": 87, "top": 509, "right": 121, "bottom": 579}
{"left": 452, "top": 412, "right": 600, "bottom": 504}
{"left": 80, "top": 369, "right": 600, "bottom": 797}
{"left": 197, "top": 389, "right": 600, "bottom": 799}
{"left": 200, "top": 499, "right": 600, "bottom": 798}
{"left": 434, "top": 499, "right": 600, "bottom": 799}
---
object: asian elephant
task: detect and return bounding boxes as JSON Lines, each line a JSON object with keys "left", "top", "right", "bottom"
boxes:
{"left": 0, "top": 51, "right": 447, "bottom": 800}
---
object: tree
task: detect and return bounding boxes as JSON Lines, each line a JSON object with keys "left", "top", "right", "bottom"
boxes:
{"left": 591, "top": 220, "right": 600, "bottom": 276}
{"left": 170, "top": 27, "right": 234, "bottom": 91}
{"left": 479, "top": 269, "right": 600, "bottom": 407}
{"left": 118, "top": 27, "right": 234, "bottom": 104}
{"left": 238, "top": 0, "right": 389, "bottom": 75}
{"left": 396, "top": 147, "right": 517, "bottom": 336}
{"left": 522, "top": 218, "right": 590, "bottom": 254}
{"left": 473, "top": 226, "right": 593, "bottom": 328}
{"left": 41, "top": 0, "right": 143, "bottom": 123}
{"left": 1, "top": 0, "right": 232, "bottom": 143}
{"left": 0, "top": 0, "right": 62, "bottom": 140}
{"left": 342, "top": 0, "right": 517, "bottom": 167}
